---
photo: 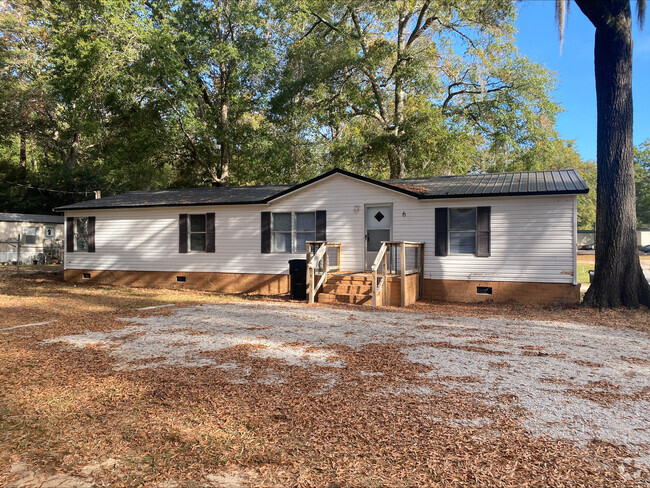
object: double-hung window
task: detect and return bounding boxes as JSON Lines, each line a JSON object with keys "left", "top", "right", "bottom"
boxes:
{"left": 24, "top": 227, "right": 38, "bottom": 245}
{"left": 271, "top": 212, "right": 316, "bottom": 253}
{"left": 449, "top": 208, "right": 477, "bottom": 255}
{"left": 189, "top": 214, "right": 207, "bottom": 252}
{"left": 271, "top": 213, "right": 292, "bottom": 253}
{"left": 435, "top": 207, "right": 490, "bottom": 258}
{"left": 74, "top": 217, "right": 90, "bottom": 251}
{"left": 294, "top": 212, "right": 316, "bottom": 253}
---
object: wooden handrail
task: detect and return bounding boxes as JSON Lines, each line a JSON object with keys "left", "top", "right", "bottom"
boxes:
{"left": 371, "top": 241, "right": 425, "bottom": 307}
{"left": 370, "top": 243, "right": 387, "bottom": 272}
{"left": 371, "top": 243, "right": 388, "bottom": 307}
{"left": 308, "top": 242, "right": 327, "bottom": 269}
{"left": 306, "top": 242, "right": 342, "bottom": 303}
{"left": 308, "top": 242, "right": 327, "bottom": 304}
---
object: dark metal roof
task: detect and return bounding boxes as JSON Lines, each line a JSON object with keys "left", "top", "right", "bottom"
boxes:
{"left": 0, "top": 212, "right": 64, "bottom": 224}
{"left": 55, "top": 169, "right": 588, "bottom": 211}
{"left": 55, "top": 184, "right": 292, "bottom": 211}
{"left": 386, "top": 169, "right": 589, "bottom": 198}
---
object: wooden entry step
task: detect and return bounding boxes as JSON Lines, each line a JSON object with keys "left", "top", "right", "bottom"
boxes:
{"left": 316, "top": 273, "right": 374, "bottom": 306}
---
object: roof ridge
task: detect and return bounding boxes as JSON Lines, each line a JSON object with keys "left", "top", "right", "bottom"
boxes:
{"left": 387, "top": 168, "right": 578, "bottom": 181}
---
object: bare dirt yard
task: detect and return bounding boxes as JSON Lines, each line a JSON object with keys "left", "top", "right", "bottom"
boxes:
{"left": 1, "top": 273, "right": 649, "bottom": 487}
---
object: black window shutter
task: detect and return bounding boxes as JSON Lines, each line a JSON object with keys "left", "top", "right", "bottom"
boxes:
{"left": 206, "top": 213, "right": 215, "bottom": 253}
{"left": 88, "top": 217, "right": 96, "bottom": 253}
{"left": 261, "top": 212, "right": 271, "bottom": 253}
{"left": 66, "top": 217, "right": 74, "bottom": 253}
{"left": 179, "top": 214, "right": 188, "bottom": 253}
{"left": 434, "top": 207, "right": 448, "bottom": 257}
{"left": 315, "top": 210, "right": 326, "bottom": 241}
{"left": 476, "top": 206, "right": 491, "bottom": 257}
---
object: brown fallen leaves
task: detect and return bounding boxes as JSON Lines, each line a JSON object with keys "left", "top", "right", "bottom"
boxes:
{"left": 0, "top": 273, "right": 648, "bottom": 487}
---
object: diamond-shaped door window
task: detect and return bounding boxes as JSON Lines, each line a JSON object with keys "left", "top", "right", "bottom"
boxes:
{"left": 374, "top": 211, "right": 385, "bottom": 222}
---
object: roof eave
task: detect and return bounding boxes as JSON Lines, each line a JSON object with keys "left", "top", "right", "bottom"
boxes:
{"left": 54, "top": 199, "right": 274, "bottom": 212}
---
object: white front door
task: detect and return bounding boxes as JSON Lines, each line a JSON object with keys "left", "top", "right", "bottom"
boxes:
{"left": 365, "top": 204, "right": 392, "bottom": 270}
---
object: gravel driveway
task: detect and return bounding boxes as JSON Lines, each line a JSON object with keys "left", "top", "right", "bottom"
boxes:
{"left": 46, "top": 302, "right": 650, "bottom": 468}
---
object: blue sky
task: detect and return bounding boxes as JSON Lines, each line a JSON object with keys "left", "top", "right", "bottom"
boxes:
{"left": 515, "top": 1, "right": 650, "bottom": 161}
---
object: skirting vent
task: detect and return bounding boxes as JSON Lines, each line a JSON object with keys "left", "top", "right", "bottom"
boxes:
{"left": 476, "top": 286, "right": 492, "bottom": 295}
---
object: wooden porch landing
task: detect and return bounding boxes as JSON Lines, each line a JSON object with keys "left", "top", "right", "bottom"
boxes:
{"left": 315, "top": 272, "right": 413, "bottom": 306}
{"left": 306, "top": 241, "right": 424, "bottom": 307}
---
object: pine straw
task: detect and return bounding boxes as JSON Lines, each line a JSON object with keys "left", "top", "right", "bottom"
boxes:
{"left": 0, "top": 274, "right": 649, "bottom": 487}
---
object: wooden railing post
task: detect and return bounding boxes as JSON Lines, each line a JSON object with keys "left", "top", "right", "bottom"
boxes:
{"left": 419, "top": 243, "right": 425, "bottom": 298}
{"left": 308, "top": 265, "right": 314, "bottom": 304}
{"left": 306, "top": 242, "right": 311, "bottom": 292}
{"left": 382, "top": 248, "right": 388, "bottom": 304}
{"left": 400, "top": 242, "right": 406, "bottom": 307}
{"left": 372, "top": 268, "right": 378, "bottom": 307}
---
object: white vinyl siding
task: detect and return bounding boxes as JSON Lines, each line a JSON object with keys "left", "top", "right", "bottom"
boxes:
{"left": 64, "top": 173, "right": 577, "bottom": 284}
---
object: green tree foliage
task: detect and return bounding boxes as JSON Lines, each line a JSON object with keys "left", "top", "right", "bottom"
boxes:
{"left": 635, "top": 139, "right": 650, "bottom": 228}
{"left": 273, "top": 0, "right": 565, "bottom": 178}
{"left": 1, "top": 0, "right": 592, "bottom": 214}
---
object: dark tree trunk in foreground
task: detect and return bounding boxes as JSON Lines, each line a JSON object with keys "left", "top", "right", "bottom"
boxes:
{"left": 19, "top": 132, "right": 26, "bottom": 167}
{"left": 577, "top": 0, "right": 650, "bottom": 308}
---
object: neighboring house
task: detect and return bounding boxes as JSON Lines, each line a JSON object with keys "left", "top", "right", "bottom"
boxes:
{"left": 55, "top": 169, "right": 588, "bottom": 306}
{"left": 578, "top": 229, "right": 649, "bottom": 249}
{"left": 0, "top": 213, "right": 64, "bottom": 264}
{"left": 637, "top": 229, "right": 650, "bottom": 248}
{"left": 577, "top": 230, "right": 595, "bottom": 249}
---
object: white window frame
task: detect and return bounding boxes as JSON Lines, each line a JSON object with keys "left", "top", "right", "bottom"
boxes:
{"left": 24, "top": 226, "right": 38, "bottom": 245}
{"left": 271, "top": 211, "right": 317, "bottom": 254}
{"left": 448, "top": 207, "right": 477, "bottom": 256}
{"left": 74, "top": 217, "right": 90, "bottom": 252}
{"left": 45, "top": 226, "right": 56, "bottom": 238}
{"left": 188, "top": 214, "right": 207, "bottom": 253}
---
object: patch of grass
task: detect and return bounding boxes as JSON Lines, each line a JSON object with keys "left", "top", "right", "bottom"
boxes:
{"left": 577, "top": 263, "right": 592, "bottom": 286}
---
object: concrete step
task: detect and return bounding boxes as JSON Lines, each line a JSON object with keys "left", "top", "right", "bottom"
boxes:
{"left": 317, "top": 292, "right": 373, "bottom": 305}
{"left": 322, "top": 283, "right": 373, "bottom": 295}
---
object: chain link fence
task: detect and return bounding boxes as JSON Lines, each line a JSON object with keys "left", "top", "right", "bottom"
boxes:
{"left": 0, "top": 235, "right": 63, "bottom": 275}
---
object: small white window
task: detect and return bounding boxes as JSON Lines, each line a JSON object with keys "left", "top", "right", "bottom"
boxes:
{"left": 45, "top": 226, "right": 55, "bottom": 238}
{"left": 449, "top": 208, "right": 476, "bottom": 255}
{"left": 189, "top": 214, "right": 207, "bottom": 252}
{"left": 25, "top": 227, "right": 38, "bottom": 245}
{"left": 74, "top": 217, "right": 89, "bottom": 252}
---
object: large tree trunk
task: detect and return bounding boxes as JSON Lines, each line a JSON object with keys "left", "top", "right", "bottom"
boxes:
{"left": 67, "top": 132, "right": 80, "bottom": 169}
{"left": 212, "top": 100, "right": 230, "bottom": 187}
{"left": 387, "top": 145, "right": 405, "bottom": 179}
{"left": 19, "top": 132, "right": 26, "bottom": 167}
{"left": 580, "top": 0, "right": 650, "bottom": 309}
{"left": 388, "top": 10, "right": 407, "bottom": 180}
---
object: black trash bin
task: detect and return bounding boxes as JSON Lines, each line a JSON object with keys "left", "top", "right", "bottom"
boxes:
{"left": 288, "top": 259, "right": 307, "bottom": 300}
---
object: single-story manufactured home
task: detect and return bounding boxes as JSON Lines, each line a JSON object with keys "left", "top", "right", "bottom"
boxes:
{"left": 55, "top": 168, "right": 588, "bottom": 306}
{"left": 0, "top": 212, "right": 64, "bottom": 264}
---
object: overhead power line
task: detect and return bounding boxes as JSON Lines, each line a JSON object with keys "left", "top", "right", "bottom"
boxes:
{"left": 2, "top": 180, "right": 92, "bottom": 196}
